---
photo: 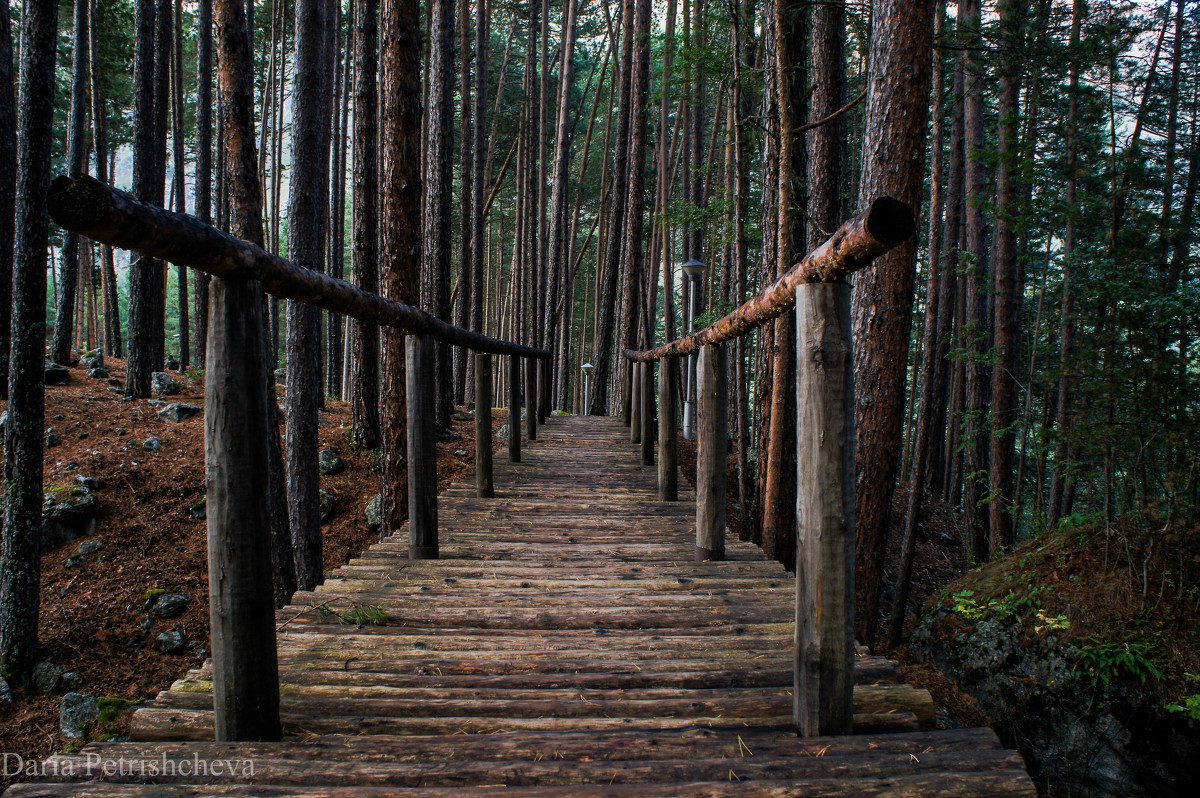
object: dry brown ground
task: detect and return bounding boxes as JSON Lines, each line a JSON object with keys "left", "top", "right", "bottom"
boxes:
{"left": 0, "top": 357, "right": 499, "bottom": 786}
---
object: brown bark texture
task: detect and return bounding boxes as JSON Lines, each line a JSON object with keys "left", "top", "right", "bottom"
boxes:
{"left": 849, "top": 0, "right": 934, "bottom": 649}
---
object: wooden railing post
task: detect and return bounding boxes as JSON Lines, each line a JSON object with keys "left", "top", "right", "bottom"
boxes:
{"left": 621, "top": 362, "right": 633, "bottom": 425}
{"left": 475, "top": 353, "right": 493, "bottom": 498}
{"left": 630, "top": 360, "right": 642, "bottom": 444}
{"left": 639, "top": 361, "right": 654, "bottom": 466}
{"left": 695, "top": 343, "right": 727, "bottom": 561}
{"left": 509, "top": 354, "right": 521, "bottom": 462}
{"left": 538, "top": 358, "right": 550, "bottom": 424}
{"left": 205, "top": 276, "right": 281, "bottom": 741}
{"left": 406, "top": 334, "right": 438, "bottom": 560}
{"left": 658, "top": 357, "right": 678, "bottom": 501}
{"left": 524, "top": 357, "right": 538, "bottom": 441}
{"left": 794, "top": 282, "right": 855, "bottom": 736}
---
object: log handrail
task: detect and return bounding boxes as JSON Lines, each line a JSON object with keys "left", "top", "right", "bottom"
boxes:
{"left": 623, "top": 196, "right": 914, "bottom": 362}
{"left": 47, "top": 174, "right": 550, "bottom": 360}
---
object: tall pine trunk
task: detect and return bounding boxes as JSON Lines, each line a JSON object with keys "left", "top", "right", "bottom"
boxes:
{"left": 0, "top": 0, "right": 59, "bottom": 683}
{"left": 424, "top": 0, "right": 455, "bottom": 426}
{"left": 850, "top": 0, "right": 934, "bottom": 648}
{"left": 286, "top": 0, "right": 330, "bottom": 591}
{"left": 51, "top": 0, "right": 89, "bottom": 366}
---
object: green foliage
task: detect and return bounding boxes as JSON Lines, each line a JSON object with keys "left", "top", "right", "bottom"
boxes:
{"left": 1164, "top": 693, "right": 1200, "bottom": 719}
{"left": 1074, "top": 637, "right": 1165, "bottom": 687}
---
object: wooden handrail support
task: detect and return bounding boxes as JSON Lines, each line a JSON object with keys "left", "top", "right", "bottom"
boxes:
{"left": 47, "top": 174, "right": 549, "bottom": 741}
{"left": 623, "top": 196, "right": 914, "bottom": 738}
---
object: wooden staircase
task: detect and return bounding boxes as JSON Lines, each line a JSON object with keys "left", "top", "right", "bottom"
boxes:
{"left": 7, "top": 416, "right": 1034, "bottom": 796}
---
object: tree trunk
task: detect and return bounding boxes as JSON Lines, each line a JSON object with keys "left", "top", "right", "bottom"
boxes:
{"left": 470, "top": 0, "right": 489, "bottom": 395}
{"left": 765, "top": 0, "right": 806, "bottom": 569}
{"left": 1049, "top": 0, "right": 1083, "bottom": 531}
{"left": 851, "top": 0, "right": 934, "bottom": 649}
{"left": 51, "top": 0, "right": 89, "bottom": 367}
{"left": 379, "top": 0, "right": 423, "bottom": 533}
{"left": 172, "top": 0, "right": 188, "bottom": 369}
{"left": 423, "top": 0, "right": 455, "bottom": 428}
{"left": 94, "top": 0, "right": 123, "bottom": 360}
{"left": 127, "top": 0, "right": 161, "bottom": 397}
{"left": 286, "top": 0, "right": 330, "bottom": 592}
{"left": 961, "top": 0, "right": 990, "bottom": 563}
{"left": 454, "top": 0, "right": 473, "bottom": 405}
{"left": 0, "top": 0, "right": 15, "bottom": 397}
{"left": 350, "top": 0, "right": 382, "bottom": 450}
{"left": 987, "top": 0, "right": 1025, "bottom": 557}
{"left": 0, "top": 0, "right": 58, "bottom": 684}
{"left": 589, "top": 0, "right": 633, "bottom": 415}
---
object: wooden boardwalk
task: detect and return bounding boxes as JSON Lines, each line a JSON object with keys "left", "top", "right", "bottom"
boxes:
{"left": 8, "top": 416, "right": 1034, "bottom": 796}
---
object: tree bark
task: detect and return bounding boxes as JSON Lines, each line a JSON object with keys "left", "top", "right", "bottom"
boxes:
{"left": 350, "top": 0, "right": 382, "bottom": 450}
{"left": 961, "top": 0, "right": 990, "bottom": 564}
{"left": 423, "top": 0, "right": 455, "bottom": 428}
{"left": 286, "top": 0, "right": 330, "bottom": 592}
{"left": 988, "top": 0, "right": 1025, "bottom": 558}
{"left": 0, "top": 0, "right": 58, "bottom": 683}
{"left": 1049, "top": 0, "right": 1084, "bottom": 531}
{"left": 379, "top": 0, "right": 424, "bottom": 534}
{"left": 454, "top": 0, "right": 474, "bottom": 405}
{"left": 589, "top": 0, "right": 633, "bottom": 415}
{"left": 850, "top": 0, "right": 934, "bottom": 649}
{"left": 0, "top": 0, "right": 15, "bottom": 397}
{"left": 173, "top": 0, "right": 189, "bottom": 369}
{"left": 127, "top": 0, "right": 161, "bottom": 397}
{"left": 51, "top": 0, "right": 90, "bottom": 367}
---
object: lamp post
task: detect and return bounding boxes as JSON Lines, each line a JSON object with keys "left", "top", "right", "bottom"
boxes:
{"left": 680, "top": 259, "right": 707, "bottom": 440}
{"left": 581, "top": 362, "right": 595, "bottom": 416}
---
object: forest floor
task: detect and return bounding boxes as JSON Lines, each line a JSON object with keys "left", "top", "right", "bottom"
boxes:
{"left": 0, "top": 356, "right": 499, "bottom": 789}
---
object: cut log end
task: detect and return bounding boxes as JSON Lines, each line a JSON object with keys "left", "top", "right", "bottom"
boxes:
{"left": 864, "top": 195, "right": 916, "bottom": 247}
{"left": 47, "top": 173, "right": 109, "bottom": 233}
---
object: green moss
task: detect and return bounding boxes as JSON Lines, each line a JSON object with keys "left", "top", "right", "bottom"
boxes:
{"left": 142, "top": 588, "right": 167, "bottom": 603}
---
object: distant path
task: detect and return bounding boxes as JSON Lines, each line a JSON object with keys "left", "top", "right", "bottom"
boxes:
{"left": 7, "top": 416, "right": 1035, "bottom": 796}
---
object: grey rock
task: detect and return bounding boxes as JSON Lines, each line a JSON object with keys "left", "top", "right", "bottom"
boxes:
{"left": 0, "top": 676, "right": 11, "bottom": 703}
{"left": 147, "top": 399, "right": 170, "bottom": 408}
{"left": 143, "top": 436, "right": 162, "bottom": 453}
{"left": 67, "top": 554, "right": 85, "bottom": 569}
{"left": 75, "top": 475, "right": 102, "bottom": 491}
{"left": 453, "top": 411, "right": 473, "bottom": 421}
{"left": 45, "top": 362, "right": 70, "bottom": 385}
{"left": 46, "top": 432, "right": 62, "bottom": 447}
{"left": 60, "top": 672, "right": 84, "bottom": 691}
{"left": 319, "top": 449, "right": 345, "bottom": 476}
{"left": 44, "top": 492, "right": 98, "bottom": 525}
{"left": 155, "top": 631, "right": 187, "bottom": 655}
{"left": 126, "top": 632, "right": 148, "bottom": 652}
{"left": 80, "top": 350, "right": 104, "bottom": 369}
{"left": 59, "top": 693, "right": 100, "bottom": 739}
{"left": 455, "top": 449, "right": 468, "bottom": 457}
{"left": 365, "top": 494, "right": 383, "bottom": 535}
{"left": 319, "top": 490, "right": 335, "bottom": 524}
{"left": 157, "top": 403, "right": 201, "bottom": 423}
{"left": 77, "top": 539, "right": 104, "bottom": 556}
{"left": 151, "top": 593, "right": 190, "bottom": 620}
{"left": 436, "top": 425, "right": 464, "bottom": 443}
{"left": 497, "top": 424, "right": 510, "bottom": 442}
{"left": 32, "top": 662, "right": 63, "bottom": 694}
{"left": 88, "top": 367, "right": 109, "bottom": 379}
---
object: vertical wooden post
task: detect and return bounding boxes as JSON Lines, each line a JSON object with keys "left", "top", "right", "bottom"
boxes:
{"left": 640, "top": 361, "right": 654, "bottom": 466}
{"left": 524, "top": 357, "right": 537, "bottom": 440}
{"left": 794, "top": 282, "right": 855, "bottom": 737}
{"left": 621, "top": 362, "right": 633, "bottom": 425}
{"left": 658, "top": 356, "right": 678, "bottom": 501}
{"left": 695, "top": 343, "right": 727, "bottom": 561}
{"left": 508, "top": 354, "right": 521, "bottom": 462}
{"left": 475, "top": 353, "right": 494, "bottom": 498}
{"left": 630, "top": 359, "right": 642, "bottom": 444}
{"left": 406, "top": 334, "right": 438, "bottom": 560}
{"left": 538, "top": 358, "right": 550, "bottom": 424}
{"left": 205, "top": 276, "right": 281, "bottom": 741}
